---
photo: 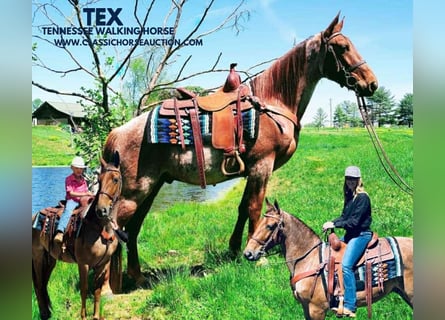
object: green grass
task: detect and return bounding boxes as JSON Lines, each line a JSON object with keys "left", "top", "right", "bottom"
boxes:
{"left": 32, "top": 125, "right": 75, "bottom": 166}
{"left": 32, "top": 127, "right": 413, "bottom": 319}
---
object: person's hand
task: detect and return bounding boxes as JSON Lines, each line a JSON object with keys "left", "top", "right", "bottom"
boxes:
{"left": 323, "top": 221, "right": 335, "bottom": 231}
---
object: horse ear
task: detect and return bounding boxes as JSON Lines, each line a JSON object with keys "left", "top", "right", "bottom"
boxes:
{"left": 274, "top": 199, "right": 280, "bottom": 212}
{"left": 113, "top": 151, "right": 120, "bottom": 168}
{"left": 323, "top": 12, "right": 341, "bottom": 39}
{"left": 100, "top": 157, "right": 107, "bottom": 169}
{"left": 335, "top": 16, "right": 344, "bottom": 33}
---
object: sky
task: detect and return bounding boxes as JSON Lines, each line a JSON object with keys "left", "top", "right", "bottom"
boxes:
{"left": 32, "top": 0, "right": 412, "bottom": 125}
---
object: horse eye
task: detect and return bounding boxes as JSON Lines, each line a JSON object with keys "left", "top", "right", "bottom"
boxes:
{"left": 113, "top": 177, "right": 119, "bottom": 184}
{"left": 340, "top": 44, "right": 349, "bottom": 52}
{"left": 266, "top": 223, "right": 277, "bottom": 230}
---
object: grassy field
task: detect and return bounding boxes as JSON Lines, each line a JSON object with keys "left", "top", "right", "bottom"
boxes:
{"left": 32, "top": 126, "right": 413, "bottom": 319}
{"left": 32, "top": 125, "right": 75, "bottom": 166}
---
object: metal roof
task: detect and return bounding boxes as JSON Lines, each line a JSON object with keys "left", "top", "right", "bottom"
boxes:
{"left": 33, "top": 101, "right": 86, "bottom": 118}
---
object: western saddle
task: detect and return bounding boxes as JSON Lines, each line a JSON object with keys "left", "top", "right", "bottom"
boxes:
{"left": 158, "top": 63, "right": 299, "bottom": 188}
{"left": 327, "top": 232, "right": 396, "bottom": 318}
{"left": 289, "top": 231, "right": 395, "bottom": 319}
{"left": 159, "top": 64, "right": 254, "bottom": 188}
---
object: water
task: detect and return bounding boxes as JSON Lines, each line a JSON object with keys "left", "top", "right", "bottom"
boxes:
{"left": 32, "top": 167, "right": 240, "bottom": 214}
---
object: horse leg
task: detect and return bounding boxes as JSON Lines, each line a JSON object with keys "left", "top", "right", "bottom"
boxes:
{"left": 229, "top": 159, "right": 273, "bottom": 252}
{"left": 303, "top": 302, "right": 327, "bottom": 320}
{"left": 126, "top": 180, "right": 164, "bottom": 287}
{"left": 100, "top": 253, "right": 114, "bottom": 296}
{"left": 109, "top": 243, "right": 122, "bottom": 293}
{"left": 78, "top": 263, "right": 89, "bottom": 320}
{"left": 32, "top": 246, "right": 56, "bottom": 320}
{"left": 92, "top": 262, "right": 110, "bottom": 320}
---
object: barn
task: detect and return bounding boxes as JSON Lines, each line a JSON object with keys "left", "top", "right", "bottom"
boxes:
{"left": 32, "top": 101, "right": 86, "bottom": 130}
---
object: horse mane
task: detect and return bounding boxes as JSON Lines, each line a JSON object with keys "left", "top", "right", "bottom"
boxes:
{"left": 284, "top": 210, "right": 320, "bottom": 240}
{"left": 250, "top": 40, "right": 308, "bottom": 107}
{"left": 83, "top": 195, "right": 99, "bottom": 222}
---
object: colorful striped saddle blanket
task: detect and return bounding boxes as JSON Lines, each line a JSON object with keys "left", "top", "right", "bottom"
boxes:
{"left": 322, "top": 236, "right": 403, "bottom": 292}
{"left": 146, "top": 105, "right": 259, "bottom": 146}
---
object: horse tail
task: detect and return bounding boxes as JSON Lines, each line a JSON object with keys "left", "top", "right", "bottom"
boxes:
{"left": 109, "top": 243, "right": 123, "bottom": 293}
{"left": 32, "top": 248, "right": 56, "bottom": 320}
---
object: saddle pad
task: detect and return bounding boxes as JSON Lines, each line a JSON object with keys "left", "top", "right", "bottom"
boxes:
{"left": 356, "top": 237, "right": 403, "bottom": 286}
{"left": 146, "top": 105, "right": 259, "bottom": 146}
{"left": 321, "top": 237, "right": 403, "bottom": 290}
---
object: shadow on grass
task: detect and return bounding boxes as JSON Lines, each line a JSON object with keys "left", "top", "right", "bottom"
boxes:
{"left": 120, "top": 245, "right": 242, "bottom": 293}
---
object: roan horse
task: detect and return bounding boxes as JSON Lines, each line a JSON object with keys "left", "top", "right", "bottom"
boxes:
{"left": 102, "top": 13, "right": 378, "bottom": 289}
{"left": 32, "top": 151, "right": 122, "bottom": 320}
{"left": 243, "top": 199, "right": 413, "bottom": 320}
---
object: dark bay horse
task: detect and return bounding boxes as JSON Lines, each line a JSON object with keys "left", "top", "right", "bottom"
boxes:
{"left": 102, "top": 13, "right": 378, "bottom": 289}
{"left": 243, "top": 200, "right": 413, "bottom": 320}
{"left": 32, "top": 151, "right": 122, "bottom": 320}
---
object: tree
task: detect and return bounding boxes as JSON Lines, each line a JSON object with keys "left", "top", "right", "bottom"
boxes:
{"left": 336, "top": 100, "right": 361, "bottom": 127}
{"left": 366, "top": 86, "right": 396, "bottom": 126}
{"left": 333, "top": 105, "right": 347, "bottom": 128}
{"left": 32, "top": 0, "right": 249, "bottom": 165}
{"left": 396, "top": 93, "right": 413, "bottom": 127}
{"left": 313, "top": 107, "right": 328, "bottom": 129}
{"left": 32, "top": 98, "right": 42, "bottom": 112}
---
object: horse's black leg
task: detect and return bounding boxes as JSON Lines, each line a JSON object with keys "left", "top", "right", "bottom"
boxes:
{"left": 229, "top": 161, "right": 272, "bottom": 252}
{"left": 126, "top": 180, "right": 164, "bottom": 287}
{"left": 109, "top": 243, "right": 122, "bottom": 293}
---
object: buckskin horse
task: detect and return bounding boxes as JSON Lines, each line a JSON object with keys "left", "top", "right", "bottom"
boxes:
{"left": 243, "top": 199, "right": 413, "bottom": 320}
{"left": 32, "top": 151, "right": 122, "bottom": 320}
{"left": 102, "top": 13, "right": 378, "bottom": 290}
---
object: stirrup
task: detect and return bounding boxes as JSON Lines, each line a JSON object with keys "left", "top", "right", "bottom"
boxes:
{"left": 221, "top": 150, "right": 245, "bottom": 176}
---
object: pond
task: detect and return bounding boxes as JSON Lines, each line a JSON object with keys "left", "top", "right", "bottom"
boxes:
{"left": 32, "top": 167, "right": 240, "bottom": 214}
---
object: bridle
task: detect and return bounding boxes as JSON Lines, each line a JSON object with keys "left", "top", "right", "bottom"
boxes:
{"left": 249, "top": 212, "right": 284, "bottom": 256}
{"left": 96, "top": 167, "right": 122, "bottom": 218}
{"left": 250, "top": 210, "right": 323, "bottom": 266}
{"left": 320, "top": 32, "right": 367, "bottom": 92}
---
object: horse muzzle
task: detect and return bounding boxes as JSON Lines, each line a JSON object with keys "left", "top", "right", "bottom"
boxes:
{"left": 356, "top": 79, "right": 378, "bottom": 97}
{"left": 243, "top": 248, "right": 262, "bottom": 261}
{"left": 95, "top": 205, "right": 112, "bottom": 221}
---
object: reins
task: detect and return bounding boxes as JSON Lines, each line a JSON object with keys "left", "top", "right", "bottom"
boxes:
{"left": 356, "top": 95, "right": 413, "bottom": 196}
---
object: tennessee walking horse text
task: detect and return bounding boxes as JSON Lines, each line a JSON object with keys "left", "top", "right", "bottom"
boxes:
{"left": 243, "top": 200, "right": 413, "bottom": 320}
{"left": 102, "top": 13, "right": 378, "bottom": 290}
{"left": 32, "top": 151, "right": 122, "bottom": 320}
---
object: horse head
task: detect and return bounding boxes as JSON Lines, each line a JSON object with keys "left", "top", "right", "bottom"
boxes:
{"left": 96, "top": 151, "right": 122, "bottom": 223}
{"left": 320, "top": 13, "right": 378, "bottom": 96}
{"left": 243, "top": 198, "right": 283, "bottom": 261}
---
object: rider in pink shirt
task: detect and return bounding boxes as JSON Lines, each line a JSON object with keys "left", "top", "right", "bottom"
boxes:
{"left": 54, "top": 156, "right": 94, "bottom": 244}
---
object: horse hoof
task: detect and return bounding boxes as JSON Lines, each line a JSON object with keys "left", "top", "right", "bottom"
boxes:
{"left": 135, "top": 275, "right": 150, "bottom": 289}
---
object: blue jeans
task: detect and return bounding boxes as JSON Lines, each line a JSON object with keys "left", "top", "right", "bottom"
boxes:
{"left": 57, "top": 199, "right": 78, "bottom": 233}
{"left": 342, "top": 231, "right": 372, "bottom": 311}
